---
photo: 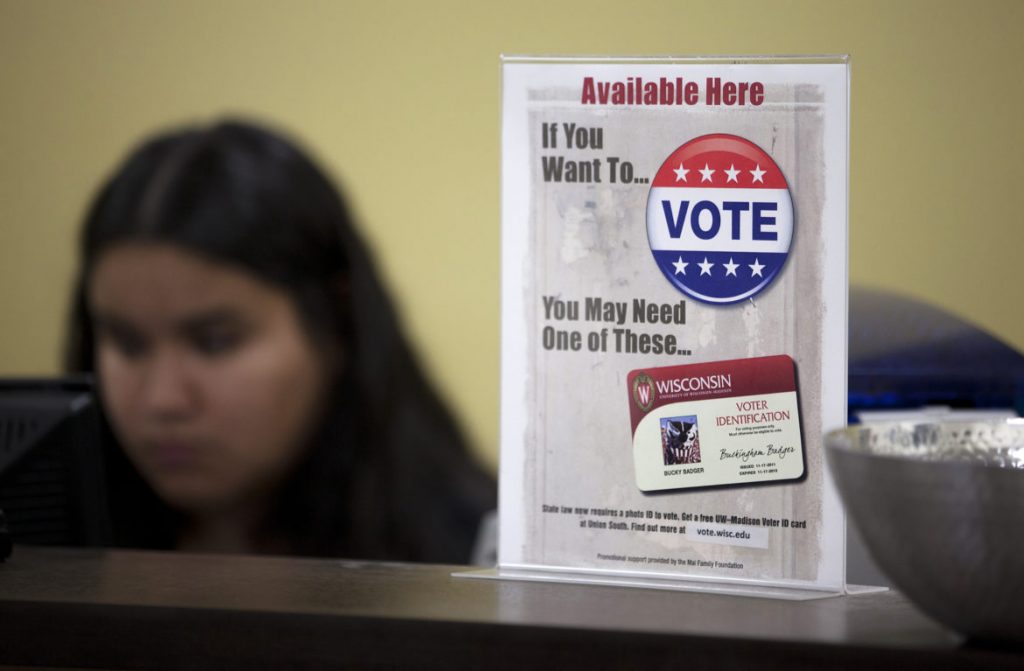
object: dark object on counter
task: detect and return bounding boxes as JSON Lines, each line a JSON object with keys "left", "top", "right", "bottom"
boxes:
{"left": 849, "top": 286, "right": 1024, "bottom": 420}
{"left": 0, "top": 509, "right": 11, "bottom": 561}
{"left": 0, "top": 378, "right": 111, "bottom": 549}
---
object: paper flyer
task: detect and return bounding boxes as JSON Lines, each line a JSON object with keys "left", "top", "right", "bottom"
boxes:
{"left": 499, "top": 57, "right": 849, "bottom": 592}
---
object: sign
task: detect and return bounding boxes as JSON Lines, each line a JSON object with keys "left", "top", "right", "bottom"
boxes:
{"left": 496, "top": 57, "right": 849, "bottom": 595}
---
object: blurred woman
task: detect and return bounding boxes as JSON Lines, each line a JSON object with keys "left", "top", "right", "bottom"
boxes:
{"left": 65, "top": 120, "right": 495, "bottom": 562}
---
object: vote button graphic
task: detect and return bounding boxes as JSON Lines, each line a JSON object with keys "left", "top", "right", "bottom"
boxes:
{"left": 646, "top": 134, "right": 794, "bottom": 305}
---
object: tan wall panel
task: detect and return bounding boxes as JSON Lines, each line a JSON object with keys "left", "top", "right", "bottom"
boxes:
{"left": 2, "top": 0, "right": 1022, "bottom": 471}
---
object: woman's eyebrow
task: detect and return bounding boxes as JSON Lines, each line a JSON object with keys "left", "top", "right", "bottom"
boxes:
{"left": 177, "top": 308, "right": 248, "bottom": 332}
{"left": 91, "top": 308, "right": 245, "bottom": 332}
{"left": 90, "top": 311, "right": 138, "bottom": 333}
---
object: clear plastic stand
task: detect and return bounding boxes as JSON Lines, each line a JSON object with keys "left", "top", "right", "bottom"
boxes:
{"left": 453, "top": 567, "right": 886, "bottom": 601}
{"left": 490, "top": 55, "right": 855, "bottom": 603}
{"left": 845, "top": 583, "right": 888, "bottom": 596}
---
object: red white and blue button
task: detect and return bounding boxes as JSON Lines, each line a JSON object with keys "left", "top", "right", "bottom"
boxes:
{"left": 645, "top": 134, "right": 793, "bottom": 305}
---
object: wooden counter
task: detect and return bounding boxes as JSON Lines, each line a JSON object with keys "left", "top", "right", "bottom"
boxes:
{"left": 0, "top": 546, "right": 1018, "bottom": 669}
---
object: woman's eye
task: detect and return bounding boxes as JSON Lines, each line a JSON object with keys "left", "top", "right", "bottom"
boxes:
{"left": 101, "top": 328, "right": 148, "bottom": 359}
{"left": 192, "top": 329, "right": 243, "bottom": 356}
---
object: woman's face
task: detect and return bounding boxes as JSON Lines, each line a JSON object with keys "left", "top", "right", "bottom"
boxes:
{"left": 88, "top": 242, "right": 335, "bottom": 517}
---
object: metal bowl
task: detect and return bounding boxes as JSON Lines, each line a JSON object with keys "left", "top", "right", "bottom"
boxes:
{"left": 825, "top": 420, "right": 1024, "bottom": 644}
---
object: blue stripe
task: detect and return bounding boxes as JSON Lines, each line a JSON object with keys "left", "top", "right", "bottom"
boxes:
{"left": 651, "top": 251, "right": 789, "bottom": 304}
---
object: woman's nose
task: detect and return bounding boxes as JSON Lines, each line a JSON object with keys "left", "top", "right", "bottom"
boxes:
{"left": 140, "top": 350, "right": 197, "bottom": 420}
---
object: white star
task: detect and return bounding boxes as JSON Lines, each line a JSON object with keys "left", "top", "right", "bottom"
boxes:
{"left": 723, "top": 257, "right": 739, "bottom": 276}
{"left": 672, "top": 256, "right": 688, "bottom": 275}
{"left": 698, "top": 257, "right": 714, "bottom": 276}
{"left": 749, "top": 258, "right": 765, "bottom": 277}
{"left": 699, "top": 163, "right": 715, "bottom": 183}
{"left": 672, "top": 163, "right": 689, "bottom": 182}
{"left": 724, "top": 164, "right": 740, "bottom": 183}
{"left": 750, "top": 164, "right": 766, "bottom": 183}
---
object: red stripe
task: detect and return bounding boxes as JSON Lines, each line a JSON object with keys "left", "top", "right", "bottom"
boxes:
{"left": 627, "top": 355, "right": 797, "bottom": 431}
{"left": 651, "top": 134, "right": 789, "bottom": 189}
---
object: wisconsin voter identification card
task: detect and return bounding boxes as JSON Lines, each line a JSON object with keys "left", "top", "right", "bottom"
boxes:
{"left": 627, "top": 355, "right": 805, "bottom": 492}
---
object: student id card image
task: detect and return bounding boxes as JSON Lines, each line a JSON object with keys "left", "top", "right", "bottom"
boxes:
{"left": 627, "top": 355, "right": 805, "bottom": 492}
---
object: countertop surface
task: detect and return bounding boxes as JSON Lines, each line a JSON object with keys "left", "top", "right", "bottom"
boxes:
{"left": 0, "top": 546, "right": 1018, "bottom": 670}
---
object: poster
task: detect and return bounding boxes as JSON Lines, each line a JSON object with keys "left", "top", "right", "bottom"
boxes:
{"left": 497, "top": 57, "right": 849, "bottom": 594}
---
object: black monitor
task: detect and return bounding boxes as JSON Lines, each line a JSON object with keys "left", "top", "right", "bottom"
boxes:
{"left": 0, "top": 377, "right": 112, "bottom": 556}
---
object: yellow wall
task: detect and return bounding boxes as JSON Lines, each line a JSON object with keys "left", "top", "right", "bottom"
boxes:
{"left": 2, "top": 0, "right": 1022, "bottom": 471}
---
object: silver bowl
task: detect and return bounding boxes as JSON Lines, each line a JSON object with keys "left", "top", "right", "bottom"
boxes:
{"left": 825, "top": 420, "right": 1024, "bottom": 643}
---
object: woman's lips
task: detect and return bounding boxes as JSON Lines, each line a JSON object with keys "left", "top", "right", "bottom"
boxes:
{"left": 148, "top": 441, "right": 204, "bottom": 469}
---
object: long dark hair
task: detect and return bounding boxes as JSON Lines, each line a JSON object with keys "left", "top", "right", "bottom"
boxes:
{"left": 65, "top": 120, "right": 495, "bottom": 563}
